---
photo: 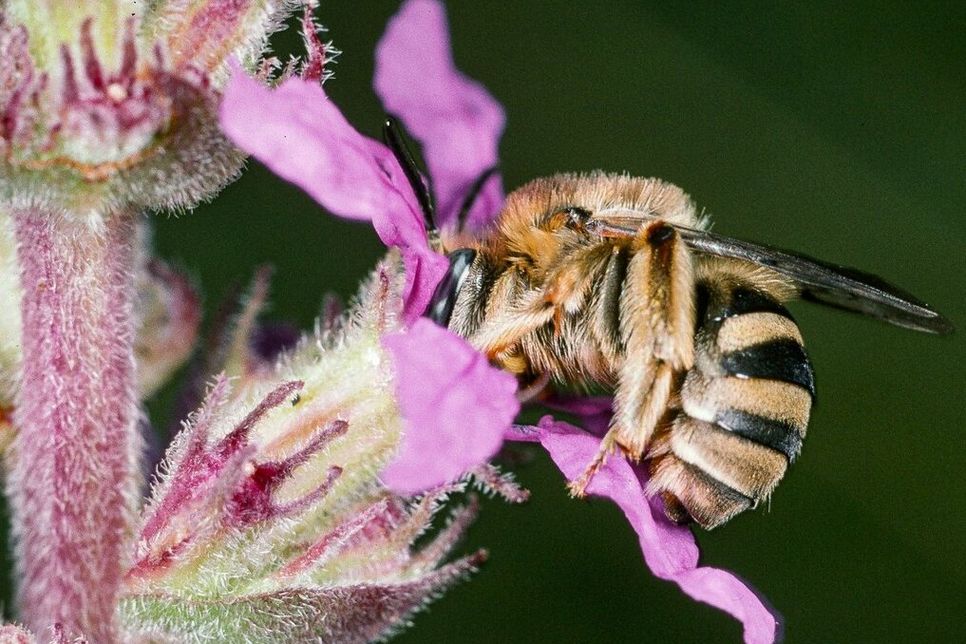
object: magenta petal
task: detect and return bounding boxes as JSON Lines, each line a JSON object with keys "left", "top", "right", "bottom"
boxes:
{"left": 543, "top": 395, "right": 613, "bottom": 436}
{"left": 507, "top": 419, "right": 778, "bottom": 644}
{"left": 219, "top": 62, "right": 446, "bottom": 320}
{"left": 375, "top": 0, "right": 505, "bottom": 230}
{"left": 221, "top": 62, "right": 403, "bottom": 222}
{"left": 397, "top": 245, "right": 448, "bottom": 324}
{"left": 382, "top": 319, "right": 519, "bottom": 495}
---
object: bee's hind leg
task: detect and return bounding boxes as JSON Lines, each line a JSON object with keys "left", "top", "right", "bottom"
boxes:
{"left": 568, "top": 221, "right": 695, "bottom": 497}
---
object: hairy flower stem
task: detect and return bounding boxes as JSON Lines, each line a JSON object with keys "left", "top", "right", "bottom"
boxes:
{"left": 9, "top": 208, "right": 139, "bottom": 642}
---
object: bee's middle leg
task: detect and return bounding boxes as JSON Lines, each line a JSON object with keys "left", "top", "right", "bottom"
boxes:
{"left": 568, "top": 221, "right": 695, "bottom": 496}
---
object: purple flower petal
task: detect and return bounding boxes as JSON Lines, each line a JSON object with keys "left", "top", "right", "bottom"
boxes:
{"left": 543, "top": 394, "right": 613, "bottom": 436}
{"left": 507, "top": 418, "right": 778, "bottom": 644}
{"left": 382, "top": 319, "right": 519, "bottom": 495}
{"left": 219, "top": 62, "right": 447, "bottom": 320}
{"left": 375, "top": 0, "right": 505, "bottom": 231}
{"left": 220, "top": 63, "right": 400, "bottom": 222}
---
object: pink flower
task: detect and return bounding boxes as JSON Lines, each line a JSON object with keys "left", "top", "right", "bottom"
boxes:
{"left": 374, "top": 0, "right": 505, "bottom": 232}
{"left": 219, "top": 0, "right": 515, "bottom": 497}
{"left": 382, "top": 319, "right": 518, "bottom": 494}
{"left": 219, "top": 63, "right": 445, "bottom": 322}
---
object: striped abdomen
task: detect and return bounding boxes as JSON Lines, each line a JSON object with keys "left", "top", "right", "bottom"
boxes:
{"left": 646, "top": 284, "right": 816, "bottom": 529}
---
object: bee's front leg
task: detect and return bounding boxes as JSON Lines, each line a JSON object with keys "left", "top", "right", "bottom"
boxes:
{"left": 470, "top": 245, "right": 610, "bottom": 357}
{"left": 568, "top": 220, "right": 695, "bottom": 496}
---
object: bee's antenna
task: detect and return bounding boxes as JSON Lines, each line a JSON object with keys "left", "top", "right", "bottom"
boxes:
{"left": 382, "top": 117, "right": 437, "bottom": 235}
{"left": 455, "top": 165, "right": 499, "bottom": 232}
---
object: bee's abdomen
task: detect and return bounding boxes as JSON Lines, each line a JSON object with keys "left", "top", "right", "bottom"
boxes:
{"left": 647, "top": 284, "right": 815, "bottom": 529}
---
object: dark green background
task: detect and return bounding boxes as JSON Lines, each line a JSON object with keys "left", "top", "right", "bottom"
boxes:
{"left": 14, "top": 2, "right": 965, "bottom": 642}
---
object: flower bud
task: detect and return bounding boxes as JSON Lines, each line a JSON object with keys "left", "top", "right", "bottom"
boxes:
{"left": 119, "top": 257, "right": 499, "bottom": 640}
{"left": 0, "top": 0, "right": 304, "bottom": 215}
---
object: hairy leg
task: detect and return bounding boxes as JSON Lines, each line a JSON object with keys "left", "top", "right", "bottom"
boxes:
{"left": 569, "top": 220, "right": 695, "bottom": 496}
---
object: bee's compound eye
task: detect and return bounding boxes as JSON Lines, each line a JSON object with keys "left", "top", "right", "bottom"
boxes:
{"left": 425, "top": 248, "right": 477, "bottom": 327}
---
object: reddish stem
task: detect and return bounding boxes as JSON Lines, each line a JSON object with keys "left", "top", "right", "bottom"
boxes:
{"left": 8, "top": 208, "right": 139, "bottom": 642}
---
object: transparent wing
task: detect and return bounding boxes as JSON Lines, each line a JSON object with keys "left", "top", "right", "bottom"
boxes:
{"left": 588, "top": 216, "right": 953, "bottom": 334}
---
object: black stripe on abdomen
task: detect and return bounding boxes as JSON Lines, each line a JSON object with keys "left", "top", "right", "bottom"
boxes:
{"left": 715, "top": 408, "right": 804, "bottom": 462}
{"left": 721, "top": 338, "right": 816, "bottom": 397}
{"left": 719, "top": 286, "right": 794, "bottom": 321}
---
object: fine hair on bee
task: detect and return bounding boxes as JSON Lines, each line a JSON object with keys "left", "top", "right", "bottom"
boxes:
{"left": 383, "top": 118, "right": 953, "bottom": 530}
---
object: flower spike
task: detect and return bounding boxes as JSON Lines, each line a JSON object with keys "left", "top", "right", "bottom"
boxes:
{"left": 120, "top": 258, "right": 492, "bottom": 639}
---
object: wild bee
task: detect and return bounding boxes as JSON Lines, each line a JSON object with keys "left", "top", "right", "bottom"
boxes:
{"left": 384, "top": 120, "right": 953, "bottom": 530}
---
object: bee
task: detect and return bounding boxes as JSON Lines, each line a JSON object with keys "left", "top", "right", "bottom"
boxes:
{"left": 384, "top": 120, "right": 953, "bottom": 530}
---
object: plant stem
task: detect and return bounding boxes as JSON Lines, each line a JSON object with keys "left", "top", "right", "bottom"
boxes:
{"left": 8, "top": 207, "right": 139, "bottom": 642}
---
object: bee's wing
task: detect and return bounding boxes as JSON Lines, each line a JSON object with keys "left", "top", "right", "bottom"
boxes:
{"left": 589, "top": 216, "right": 953, "bottom": 334}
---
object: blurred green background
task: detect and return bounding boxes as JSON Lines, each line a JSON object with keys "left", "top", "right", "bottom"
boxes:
{"left": 160, "top": 2, "right": 965, "bottom": 642}
{"left": 10, "top": 1, "right": 965, "bottom": 642}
